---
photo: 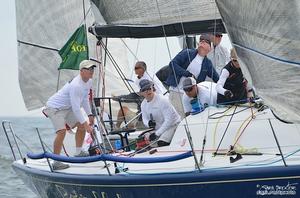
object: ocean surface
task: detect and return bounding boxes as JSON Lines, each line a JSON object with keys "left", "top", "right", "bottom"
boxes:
{"left": 0, "top": 116, "right": 53, "bottom": 198}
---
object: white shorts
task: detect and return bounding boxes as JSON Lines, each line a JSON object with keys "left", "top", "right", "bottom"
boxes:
{"left": 43, "top": 107, "right": 78, "bottom": 133}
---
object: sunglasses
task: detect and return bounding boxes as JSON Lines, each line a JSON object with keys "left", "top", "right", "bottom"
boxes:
{"left": 141, "top": 87, "right": 152, "bottom": 92}
{"left": 83, "top": 66, "right": 95, "bottom": 71}
{"left": 200, "top": 39, "right": 210, "bottom": 45}
{"left": 232, "top": 59, "right": 238, "bottom": 62}
{"left": 183, "top": 86, "right": 193, "bottom": 92}
{"left": 216, "top": 34, "right": 223, "bottom": 38}
{"left": 135, "top": 67, "right": 143, "bottom": 70}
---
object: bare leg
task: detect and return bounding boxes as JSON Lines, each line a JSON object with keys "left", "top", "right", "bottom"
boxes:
{"left": 75, "top": 123, "right": 86, "bottom": 148}
{"left": 116, "top": 106, "right": 129, "bottom": 128}
{"left": 53, "top": 129, "right": 66, "bottom": 155}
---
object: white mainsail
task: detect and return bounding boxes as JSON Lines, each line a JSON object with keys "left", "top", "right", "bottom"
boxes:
{"left": 216, "top": 0, "right": 300, "bottom": 123}
{"left": 91, "top": 0, "right": 221, "bottom": 25}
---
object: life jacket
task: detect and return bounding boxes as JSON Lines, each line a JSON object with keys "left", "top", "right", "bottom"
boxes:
{"left": 223, "top": 62, "right": 245, "bottom": 95}
{"left": 217, "top": 61, "right": 247, "bottom": 104}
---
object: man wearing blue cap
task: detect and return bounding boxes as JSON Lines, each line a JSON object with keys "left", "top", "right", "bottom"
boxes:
{"left": 139, "top": 79, "right": 181, "bottom": 147}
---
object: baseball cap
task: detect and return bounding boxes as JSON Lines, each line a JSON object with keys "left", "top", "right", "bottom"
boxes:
{"left": 182, "top": 77, "right": 197, "bottom": 91}
{"left": 79, "top": 60, "right": 97, "bottom": 70}
{"left": 139, "top": 79, "right": 154, "bottom": 92}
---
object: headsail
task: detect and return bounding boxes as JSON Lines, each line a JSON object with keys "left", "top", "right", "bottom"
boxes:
{"left": 216, "top": 0, "right": 300, "bottom": 122}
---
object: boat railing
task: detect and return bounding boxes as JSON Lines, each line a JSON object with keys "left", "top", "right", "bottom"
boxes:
{"left": 1, "top": 120, "right": 26, "bottom": 164}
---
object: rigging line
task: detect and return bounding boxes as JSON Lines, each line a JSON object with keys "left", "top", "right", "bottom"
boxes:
{"left": 82, "top": 0, "right": 86, "bottom": 23}
{"left": 120, "top": 38, "right": 140, "bottom": 80}
{"left": 99, "top": 40, "right": 133, "bottom": 92}
{"left": 270, "top": 109, "right": 293, "bottom": 124}
{"left": 233, "top": 107, "right": 257, "bottom": 143}
{"left": 121, "top": 38, "right": 157, "bottom": 85}
{"left": 98, "top": 40, "right": 134, "bottom": 93}
{"left": 232, "top": 113, "right": 255, "bottom": 148}
{"left": 101, "top": 38, "right": 108, "bottom": 99}
{"left": 209, "top": 105, "right": 232, "bottom": 117}
{"left": 174, "top": 0, "right": 192, "bottom": 63}
{"left": 203, "top": 3, "right": 221, "bottom": 159}
{"left": 213, "top": 105, "right": 238, "bottom": 156}
{"left": 130, "top": 40, "right": 140, "bottom": 79}
{"left": 156, "top": 0, "right": 199, "bottom": 167}
{"left": 212, "top": 106, "right": 234, "bottom": 149}
{"left": 209, "top": 105, "right": 251, "bottom": 119}
{"left": 268, "top": 119, "right": 287, "bottom": 167}
{"left": 120, "top": 38, "right": 139, "bottom": 61}
{"left": 17, "top": 40, "right": 59, "bottom": 51}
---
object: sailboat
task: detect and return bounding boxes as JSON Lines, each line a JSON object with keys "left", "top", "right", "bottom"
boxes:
{"left": 3, "top": 0, "right": 300, "bottom": 197}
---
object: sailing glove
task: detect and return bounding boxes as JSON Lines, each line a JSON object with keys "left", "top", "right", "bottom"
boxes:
{"left": 149, "top": 133, "right": 158, "bottom": 141}
{"left": 224, "top": 90, "right": 234, "bottom": 98}
{"left": 148, "top": 120, "right": 156, "bottom": 129}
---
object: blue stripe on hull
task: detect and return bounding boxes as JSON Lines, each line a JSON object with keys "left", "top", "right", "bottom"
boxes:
{"left": 13, "top": 163, "right": 300, "bottom": 198}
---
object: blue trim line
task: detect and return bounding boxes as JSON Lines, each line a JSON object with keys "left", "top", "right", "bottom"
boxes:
{"left": 233, "top": 43, "right": 300, "bottom": 66}
{"left": 27, "top": 151, "right": 193, "bottom": 163}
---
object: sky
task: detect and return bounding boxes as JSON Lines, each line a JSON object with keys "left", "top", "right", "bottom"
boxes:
{"left": 0, "top": 1, "right": 32, "bottom": 117}
{"left": 0, "top": 1, "right": 231, "bottom": 117}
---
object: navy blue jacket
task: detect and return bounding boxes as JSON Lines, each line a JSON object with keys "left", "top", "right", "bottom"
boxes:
{"left": 165, "top": 49, "right": 219, "bottom": 87}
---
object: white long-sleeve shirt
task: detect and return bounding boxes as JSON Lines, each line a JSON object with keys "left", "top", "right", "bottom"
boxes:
{"left": 46, "top": 75, "right": 92, "bottom": 124}
{"left": 134, "top": 72, "right": 167, "bottom": 95}
{"left": 207, "top": 45, "right": 230, "bottom": 74}
{"left": 182, "top": 82, "right": 217, "bottom": 113}
{"left": 216, "top": 68, "right": 230, "bottom": 95}
{"left": 141, "top": 94, "right": 181, "bottom": 136}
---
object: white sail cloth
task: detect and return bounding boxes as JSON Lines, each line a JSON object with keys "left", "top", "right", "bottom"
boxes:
{"left": 15, "top": 0, "right": 130, "bottom": 111}
{"left": 91, "top": 0, "right": 221, "bottom": 25}
{"left": 216, "top": 0, "right": 300, "bottom": 123}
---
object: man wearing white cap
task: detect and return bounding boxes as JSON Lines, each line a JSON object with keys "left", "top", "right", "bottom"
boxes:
{"left": 43, "top": 60, "right": 96, "bottom": 170}
{"left": 182, "top": 77, "right": 217, "bottom": 116}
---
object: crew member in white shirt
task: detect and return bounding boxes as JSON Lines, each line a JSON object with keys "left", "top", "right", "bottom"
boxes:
{"left": 116, "top": 61, "right": 167, "bottom": 129}
{"left": 182, "top": 77, "right": 217, "bottom": 116}
{"left": 134, "top": 61, "right": 166, "bottom": 95}
{"left": 43, "top": 60, "right": 96, "bottom": 170}
{"left": 139, "top": 79, "right": 181, "bottom": 147}
{"left": 207, "top": 32, "right": 230, "bottom": 74}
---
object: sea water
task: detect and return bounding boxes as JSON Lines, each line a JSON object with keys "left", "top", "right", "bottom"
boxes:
{"left": 0, "top": 116, "right": 53, "bottom": 198}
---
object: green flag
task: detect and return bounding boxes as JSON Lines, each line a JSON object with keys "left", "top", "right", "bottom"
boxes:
{"left": 58, "top": 25, "right": 88, "bottom": 70}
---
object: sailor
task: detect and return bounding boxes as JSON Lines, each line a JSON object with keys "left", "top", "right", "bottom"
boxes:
{"left": 216, "top": 48, "right": 254, "bottom": 104}
{"left": 133, "top": 61, "right": 167, "bottom": 95}
{"left": 165, "top": 34, "right": 219, "bottom": 118}
{"left": 207, "top": 32, "right": 230, "bottom": 74}
{"left": 139, "top": 79, "right": 181, "bottom": 147}
{"left": 115, "top": 61, "right": 166, "bottom": 129}
{"left": 182, "top": 77, "right": 217, "bottom": 117}
{"left": 43, "top": 60, "right": 96, "bottom": 170}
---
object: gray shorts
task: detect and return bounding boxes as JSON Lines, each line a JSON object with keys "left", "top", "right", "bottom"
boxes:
{"left": 43, "top": 107, "right": 78, "bottom": 133}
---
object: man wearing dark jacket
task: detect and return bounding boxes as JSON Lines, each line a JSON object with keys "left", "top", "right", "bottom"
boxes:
{"left": 165, "top": 34, "right": 219, "bottom": 117}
